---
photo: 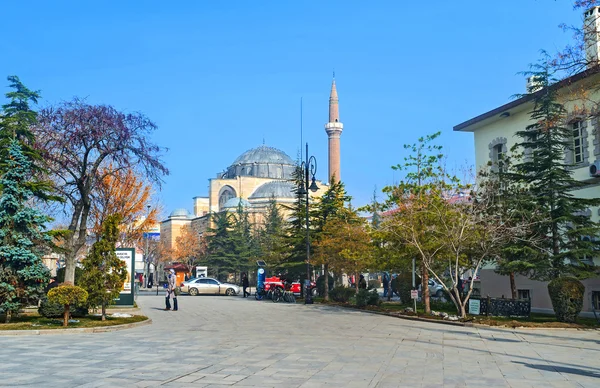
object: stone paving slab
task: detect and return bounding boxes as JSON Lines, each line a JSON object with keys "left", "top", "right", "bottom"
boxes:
{"left": 0, "top": 295, "right": 599, "bottom": 387}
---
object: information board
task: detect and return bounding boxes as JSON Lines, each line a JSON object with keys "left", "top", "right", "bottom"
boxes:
{"left": 115, "top": 248, "right": 135, "bottom": 306}
{"left": 468, "top": 299, "right": 481, "bottom": 315}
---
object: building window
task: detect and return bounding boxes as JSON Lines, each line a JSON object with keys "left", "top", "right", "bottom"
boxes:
{"left": 488, "top": 137, "right": 507, "bottom": 173}
{"left": 493, "top": 143, "right": 504, "bottom": 172}
{"left": 572, "top": 120, "right": 584, "bottom": 164}
{"left": 517, "top": 289, "right": 530, "bottom": 300}
{"left": 592, "top": 291, "right": 600, "bottom": 310}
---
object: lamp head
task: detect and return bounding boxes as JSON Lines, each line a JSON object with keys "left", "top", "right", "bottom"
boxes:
{"left": 298, "top": 182, "right": 307, "bottom": 195}
{"left": 309, "top": 177, "right": 319, "bottom": 192}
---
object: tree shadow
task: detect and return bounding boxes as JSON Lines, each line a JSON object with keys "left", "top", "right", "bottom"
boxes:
{"left": 512, "top": 361, "right": 600, "bottom": 378}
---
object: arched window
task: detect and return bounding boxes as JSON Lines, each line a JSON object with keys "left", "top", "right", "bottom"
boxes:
{"left": 218, "top": 186, "right": 236, "bottom": 210}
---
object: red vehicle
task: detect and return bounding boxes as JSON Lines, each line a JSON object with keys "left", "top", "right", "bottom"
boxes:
{"left": 264, "top": 276, "right": 316, "bottom": 296}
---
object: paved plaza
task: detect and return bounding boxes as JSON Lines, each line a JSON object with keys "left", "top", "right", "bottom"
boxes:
{"left": 0, "top": 295, "right": 599, "bottom": 387}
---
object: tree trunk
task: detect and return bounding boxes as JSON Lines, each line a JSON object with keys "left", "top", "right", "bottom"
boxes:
{"left": 4, "top": 311, "right": 10, "bottom": 323}
{"left": 323, "top": 264, "right": 329, "bottom": 301}
{"left": 459, "top": 302, "right": 466, "bottom": 319}
{"left": 509, "top": 272, "right": 517, "bottom": 299}
{"left": 101, "top": 302, "right": 106, "bottom": 321}
{"left": 422, "top": 263, "right": 430, "bottom": 314}
{"left": 63, "top": 304, "right": 70, "bottom": 327}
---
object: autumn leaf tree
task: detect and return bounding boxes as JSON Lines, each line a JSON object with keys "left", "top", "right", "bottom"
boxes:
{"left": 34, "top": 99, "right": 169, "bottom": 284}
{"left": 90, "top": 165, "right": 160, "bottom": 248}
{"left": 311, "top": 179, "right": 350, "bottom": 301}
{"left": 173, "top": 225, "right": 207, "bottom": 275}
{"left": 314, "top": 206, "right": 374, "bottom": 296}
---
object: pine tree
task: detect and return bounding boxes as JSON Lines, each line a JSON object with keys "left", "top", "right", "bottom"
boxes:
{"left": 259, "top": 196, "right": 286, "bottom": 270}
{"left": 205, "top": 212, "right": 238, "bottom": 280}
{"left": 282, "top": 166, "right": 315, "bottom": 279}
{"left": 512, "top": 61, "right": 600, "bottom": 280}
{"left": 0, "top": 76, "right": 55, "bottom": 201}
{"left": 0, "top": 139, "right": 51, "bottom": 322}
{"left": 79, "top": 214, "right": 127, "bottom": 320}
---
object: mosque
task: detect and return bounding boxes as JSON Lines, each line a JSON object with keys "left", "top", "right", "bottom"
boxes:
{"left": 160, "top": 78, "right": 344, "bottom": 249}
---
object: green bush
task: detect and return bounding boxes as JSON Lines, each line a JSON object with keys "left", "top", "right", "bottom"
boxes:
{"left": 548, "top": 277, "right": 585, "bottom": 323}
{"left": 394, "top": 272, "right": 420, "bottom": 303}
{"left": 330, "top": 286, "right": 355, "bottom": 303}
{"left": 38, "top": 297, "right": 89, "bottom": 318}
{"left": 368, "top": 279, "right": 381, "bottom": 289}
{"left": 355, "top": 289, "right": 381, "bottom": 307}
{"left": 316, "top": 275, "right": 334, "bottom": 297}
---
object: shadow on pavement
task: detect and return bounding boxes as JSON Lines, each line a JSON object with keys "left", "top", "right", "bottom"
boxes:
{"left": 513, "top": 362, "right": 600, "bottom": 378}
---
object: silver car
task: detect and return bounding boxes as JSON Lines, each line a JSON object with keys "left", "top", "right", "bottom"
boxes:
{"left": 181, "top": 277, "right": 240, "bottom": 296}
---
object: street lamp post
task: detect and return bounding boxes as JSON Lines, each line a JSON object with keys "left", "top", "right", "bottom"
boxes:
{"left": 145, "top": 205, "right": 151, "bottom": 288}
{"left": 298, "top": 143, "right": 319, "bottom": 305}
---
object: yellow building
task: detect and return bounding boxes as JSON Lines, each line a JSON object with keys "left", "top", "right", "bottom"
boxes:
{"left": 454, "top": 6, "right": 600, "bottom": 315}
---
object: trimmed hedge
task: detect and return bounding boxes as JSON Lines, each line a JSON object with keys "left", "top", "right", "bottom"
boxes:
{"left": 38, "top": 297, "right": 89, "bottom": 318}
{"left": 548, "top": 277, "right": 585, "bottom": 323}
{"left": 330, "top": 286, "right": 355, "bottom": 303}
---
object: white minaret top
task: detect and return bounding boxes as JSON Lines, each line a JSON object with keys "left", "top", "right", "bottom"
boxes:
{"left": 325, "top": 76, "right": 343, "bottom": 182}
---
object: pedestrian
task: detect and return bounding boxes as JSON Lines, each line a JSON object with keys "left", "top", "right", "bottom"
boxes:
{"left": 382, "top": 272, "right": 389, "bottom": 297}
{"left": 242, "top": 272, "right": 250, "bottom": 298}
{"left": 358, "top": 274, "right": 367, "bottom": 289}
{"left": 165, "top": 269, "right": 178, "bottom": 311}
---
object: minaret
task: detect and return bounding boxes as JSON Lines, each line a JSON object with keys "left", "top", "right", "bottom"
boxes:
{"left": 324, "top": 76, "right": 343, "bottom": 183}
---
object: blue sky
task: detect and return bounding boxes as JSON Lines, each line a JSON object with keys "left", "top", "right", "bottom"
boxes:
{"left": 0, "top": 0, "right": 583, "bottom": 215}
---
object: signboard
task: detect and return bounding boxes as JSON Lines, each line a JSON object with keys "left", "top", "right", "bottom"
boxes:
{"left": 411, "top": 290, "right": 418, "bottom": 299}
{"left": 115, "top": 248, "right": 135, "bottom": 306}
{"left": 143, "top": 232, "right": 161, "bottom": 241}
{"left": 195, "top": 266, "right": 207, "bottom": 278}
{"left": 469, "top": 299, "right": 481, "bottom": 315}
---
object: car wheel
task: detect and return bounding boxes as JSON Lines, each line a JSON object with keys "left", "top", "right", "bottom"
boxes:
{"left": 189, "top": 288, "right": 198, "bottom": 296}
{"left": 435, "top": 290, "right": 443, "bottom": 298}
{"left": 311, "top": 288, "right": 318, "bottom": 297}
{"left": 225, "top": 288, "right": 236, "bottom": 296}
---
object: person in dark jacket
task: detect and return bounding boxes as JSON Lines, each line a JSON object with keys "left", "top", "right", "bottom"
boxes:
{"left": 358, "top": 274, "right": 367, "bottom": 289}
{"left": 242, "top": 272, "right": 250, "bottom": 297}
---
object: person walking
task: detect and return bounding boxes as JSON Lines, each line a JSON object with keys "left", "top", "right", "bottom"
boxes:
{"left": 358, "top": 274, "right": 367, "bottom": 289}
{"left": 242, "top": 272, "right": 250, "bottom": 298}
{"left": 382, "top": 272, "right": 389, "bottom": 297}
{"left": 165, "top": 269, "right": 178, "bottom": 311}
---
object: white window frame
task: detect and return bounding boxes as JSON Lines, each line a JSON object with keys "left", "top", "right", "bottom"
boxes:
{"left": 572, "top": 120, "right": 584, "bottom": 164}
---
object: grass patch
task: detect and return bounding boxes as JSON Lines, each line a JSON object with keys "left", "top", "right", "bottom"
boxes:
{"left": 0, "top": 314, "right": 148, "bottom": 330}
{"left": 470, "top": 313, "right": 599, "bottom": 329}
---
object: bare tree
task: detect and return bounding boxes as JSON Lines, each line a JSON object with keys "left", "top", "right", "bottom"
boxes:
{"left": 34, "top": 99, "right": 168, "bottom": 284}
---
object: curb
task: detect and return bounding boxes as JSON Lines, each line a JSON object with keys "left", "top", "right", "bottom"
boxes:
{"left": 0, "top": 317, "right": 151, "bottom": 336}
{"left": 316, "top": 303, "right": 599, "bottom": 331}
{"left": 315, "top": 303, "right": 473, "bottom": 327}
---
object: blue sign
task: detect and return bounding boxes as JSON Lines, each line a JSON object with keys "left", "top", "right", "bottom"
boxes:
{"left": 143, "top": 232, "right": 160, "bottom": 241}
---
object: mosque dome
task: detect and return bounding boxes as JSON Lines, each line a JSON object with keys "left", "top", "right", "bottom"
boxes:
{"left": 223, "top": 145, "right": 296, "bottom": 179}
{"left": 169, "top": 208, "right": 192, "bottom": 218}
{"left": 222, "top": 197, "right": 252, "bottom": 210}
{"left": 249, "top": 180, "right": 297, "bottom": 200}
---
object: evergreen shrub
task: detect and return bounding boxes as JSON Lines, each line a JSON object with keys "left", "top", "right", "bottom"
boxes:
{"left": 330, "top": 286, "right": 355, "bottom": 303}
{"left": 355, "top": 289, "right": 381, "bottom": 307}
{"left": 548, "top": 277, "right": 585, "bottom": 323}
{"left": 316, "top": 275, "right": 334, "bottom": 296}
{"left": 38, "top": 297, "right": 88, "bottom": 318}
